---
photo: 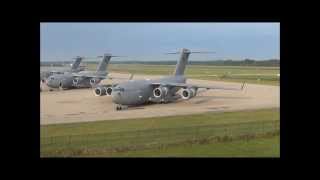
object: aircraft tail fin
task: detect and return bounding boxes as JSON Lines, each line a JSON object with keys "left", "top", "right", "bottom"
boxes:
{"left": 96, "top": 54, "right": 126, "bottom": 72}
{"left": 96, "top": 54, "right": 112, "bottom": 72}
{"left": 70, "top": 56, "right": 82, "bottom": 70}
{"left": 166, "top": 48, "right": 215, "bottom": 76}
{"left": 173, "top": 48, "right": 191, "bottom": 76}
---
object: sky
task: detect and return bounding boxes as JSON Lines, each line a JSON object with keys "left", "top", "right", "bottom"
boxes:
{"left": 40, "top": 23, "right": 280, "bottom": 61}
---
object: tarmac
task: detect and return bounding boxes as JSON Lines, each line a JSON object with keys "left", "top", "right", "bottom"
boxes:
{"left": 40, "top": 73, "right": 280, "bottom": 125}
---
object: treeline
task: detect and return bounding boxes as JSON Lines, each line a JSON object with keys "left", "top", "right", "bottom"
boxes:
{"left": 194, "top": 59, "right": 280, "bottom": 66}
{"left": 110, "top": 59, "right": 280, "bottom": 66}
{"left": 41, "top": 59, "right": 280, "bottom": 67}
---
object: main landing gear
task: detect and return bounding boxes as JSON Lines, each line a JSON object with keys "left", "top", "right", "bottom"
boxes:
{"left": 115, "top": 105, "right": 128, "bottom": 111}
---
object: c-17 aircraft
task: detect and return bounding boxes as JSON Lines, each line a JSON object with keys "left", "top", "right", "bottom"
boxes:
{"left": 40, "top": 56, "right": 84, "bottom": 83}
{"left": 94, "top": 48, "right": 245, "bottom": 110}
{"left": 45, "top": 53, "right": 119, "bottom": 90}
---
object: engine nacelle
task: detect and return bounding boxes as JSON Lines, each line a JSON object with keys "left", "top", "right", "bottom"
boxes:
{"left": 90, "top": 78, "right": 97, "bottom": 86}
{"left": 94, "top": 86, "right": 106, "bottom": 96}
{"left": 72, "top": 78, "right": 79, "bottom": 86}
{"left": 181, "top": 88, "right": 197, "bottom": 100}
{"left": 93, "top": 85, "right": 112, "bottom": 96}
{"left": 59, "top": 80, "right": 73, "bottom": 90}
{"left": 153, "top": 86, "right": 169, "bottom": 98}
{"left": 106, "top": 87, "right": 112, "bottom": 96}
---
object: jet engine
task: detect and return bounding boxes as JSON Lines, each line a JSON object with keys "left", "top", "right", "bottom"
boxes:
{"left": 94, "top": 85, "right": 112, "bottom": 96}
{"left": 90, "top": 78, "right": 97, "bottom": 86}
{"left": 153, "top": 86, "right": 169, "bottom": 98}
{"left": 58, "top": 77, "right": 74, "bottom": 90}
{"left": 94, "top": 86, "right": 106, "bottom": 96}
{"left": 106, "top": 87, "right": 112, "bottom": 96}
{"left": 72, "top": 78, "right": 79, "bottom": 86}
{"left": 58, "top": 82, "right": 69, "bottom": 90}
{"left": 181, "top": 88, "right": 197, "bottom": 100}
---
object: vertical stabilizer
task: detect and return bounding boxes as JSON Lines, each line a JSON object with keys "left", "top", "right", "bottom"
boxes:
{"left": 96, "top": 54, "right": 112, "bottom": 72}
{"left": 70, "top": 57, "right": 82, "bottom": 71}
{"left": 174, "top": 48, "right": 191, "bottom": 76}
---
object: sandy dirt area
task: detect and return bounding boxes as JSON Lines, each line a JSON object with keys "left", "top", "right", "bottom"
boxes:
{"left": 40, "top": 73, "right": 280, "bottom": 125}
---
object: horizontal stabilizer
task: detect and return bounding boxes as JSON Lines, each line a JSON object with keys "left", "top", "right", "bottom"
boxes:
{"left": 72, "top": 56, "right": 101, "bottom": 59}
{"left": 97, "top": 55, "right": 127, "bottom": 58}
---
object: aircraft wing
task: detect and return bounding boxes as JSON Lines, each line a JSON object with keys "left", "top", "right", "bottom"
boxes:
{"left": 47, "top": 70, "right": 65, "bottom": 74}
{"left": 108, "top": 74, "right": 134, "bottom": 80}
{"left": 151, "top": 82, "right": 245, "bottom": 91}
{"left": 72, "top": 74, "right": 106, "bottom": 79}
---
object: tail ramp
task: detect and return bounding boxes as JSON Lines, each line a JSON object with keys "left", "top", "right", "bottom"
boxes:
{"left": 174, "top": 48, "right": 191, "bottom": 76}
{"left": 70, "top": 57, "right": 83, "bottom": 70}
{"left": 96, "top": 54, "right": 112, "bottom": 72}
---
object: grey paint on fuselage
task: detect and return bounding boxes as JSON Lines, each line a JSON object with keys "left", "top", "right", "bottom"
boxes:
{"left": 46, "top": 72, "right": 106, "bottom": 89}
{"left": 110, "top": 48, "right": 193, "bottom": 106}
{"left": 72, "top": 71, "right": 107, "bottom": 88}
{"left": 45, "top": 73, "right": 75, "bottom": 89}
{"left": 46, "top": 54, "right": 111, "bottom": 89}
{"left": 40, "top": 57, "right": 84, "bottom": 81}
{"left": 109, "top": 48, "right": 242, "bottom": 108}
{"left": 112, "top": 75, "right": 186, "bottom": 105}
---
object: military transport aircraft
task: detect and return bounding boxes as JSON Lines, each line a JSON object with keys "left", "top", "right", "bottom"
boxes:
{"left": 94, "top": 48, "right": 245, "bottom": 110}
{"left": 45, "top": 53, "right": 119, "bottom": 90}
{"left": 40, "top": 56, "right": 84, "bottom": 83}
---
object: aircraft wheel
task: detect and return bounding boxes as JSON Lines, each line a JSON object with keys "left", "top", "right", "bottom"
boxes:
{"left": 116, "top": 105, "right": 123, "bottom": 111}
{"left": 59, "top": 82, "right": 64, "bottom": 90}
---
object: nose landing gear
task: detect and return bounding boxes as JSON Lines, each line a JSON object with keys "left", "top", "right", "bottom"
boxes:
{"left": 59, "top": 82, "right": 66, "bottom": 90}
{"left": 115, "top": 105, "right": 128, "bottom": 111}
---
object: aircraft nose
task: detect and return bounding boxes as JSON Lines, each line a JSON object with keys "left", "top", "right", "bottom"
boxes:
{"left": 111, "top": 91, "right": 122, "bottom": 104}
{"left": 45, "top": 79, "right": 50, "bottom": 85}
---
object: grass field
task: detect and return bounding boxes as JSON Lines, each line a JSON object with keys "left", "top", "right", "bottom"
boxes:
{"left": 86, "top": 64, "right": 280, "bottom": 85}
{"left": 41, "top": 108, "right": 280, "bottom": 157}
{"left": 112, "top": 135, "right": 280, "bottom": 157}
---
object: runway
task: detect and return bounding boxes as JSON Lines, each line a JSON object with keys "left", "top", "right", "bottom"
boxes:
{"left": 40, "top": 73, "right": 280, "bottom": 125}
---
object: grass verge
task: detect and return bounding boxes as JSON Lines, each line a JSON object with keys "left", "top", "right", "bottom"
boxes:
{"left": 41, "top": 108, "right": 280, "bottom": 157}
{"left": 110, "top": 135, "right": 280, "bottom": 157}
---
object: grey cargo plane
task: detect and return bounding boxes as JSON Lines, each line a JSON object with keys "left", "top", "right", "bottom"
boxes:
{"left": 94, "top": 48, "right": 245, "bottom": 110}
{"left": 45, "top": 53, "right": 115, "bottom": 90}
{"left": 40, "top": 56, "right": 84, "bottom": 83}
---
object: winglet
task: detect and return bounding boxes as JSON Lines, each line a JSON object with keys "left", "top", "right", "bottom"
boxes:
{"left": 241, "top": 82, "right": 246, "bottom": 90}
{"left": 129, "top": 73, "right": 134, "bottom": 80}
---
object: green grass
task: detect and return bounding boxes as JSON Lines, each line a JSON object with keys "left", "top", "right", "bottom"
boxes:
{"left": 111, "top": 135, "right": 280, "bottom": 157}
{"left": 87, "top": 64, "right": 279, "bottom": 86}
{"left": 41, "top": 108, "right": 280, "bottom": 157}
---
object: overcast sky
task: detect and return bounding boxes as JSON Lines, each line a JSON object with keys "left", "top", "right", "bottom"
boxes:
{"left": 40, "top": 23, "right": 280, "bottom": 61}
